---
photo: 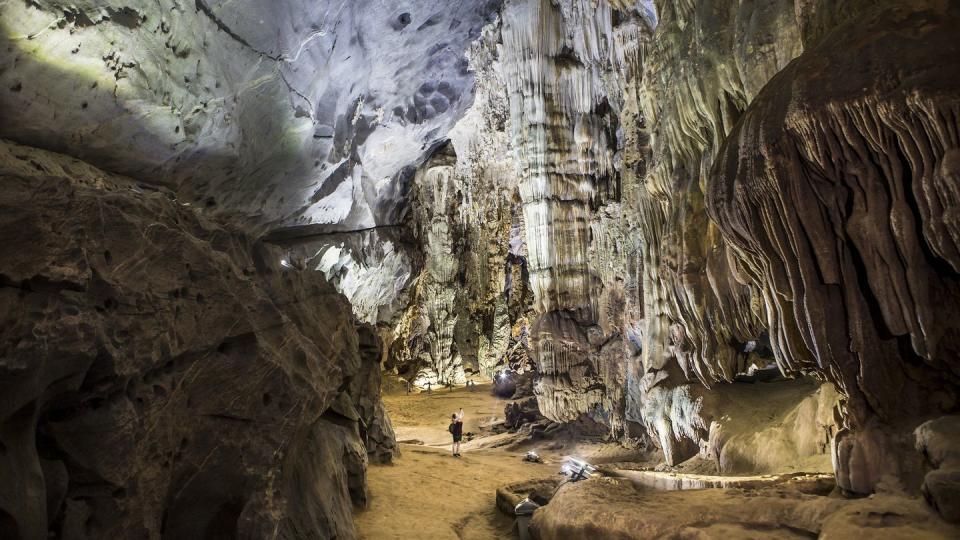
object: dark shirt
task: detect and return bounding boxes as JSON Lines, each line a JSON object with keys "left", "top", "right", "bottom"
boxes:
{"left": 451, "top": 421, "right": 463, "bottom": 437}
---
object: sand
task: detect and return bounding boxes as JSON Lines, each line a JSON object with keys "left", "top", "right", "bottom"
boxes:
{"left": 354, "top": 385, "right": 556, "bottom": 539}
{"left": 354, "top": 384, "right": 959, "bottom": 540}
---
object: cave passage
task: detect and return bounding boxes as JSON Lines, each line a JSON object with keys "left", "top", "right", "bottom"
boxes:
{"left": 356, "top": 379, "right": 656, "bottom": 539}
{"left": 1, "top": 0, "right": 960, "bottom": 539}
{"left": 355, "top": 383, "right": 559, "bottom": 539}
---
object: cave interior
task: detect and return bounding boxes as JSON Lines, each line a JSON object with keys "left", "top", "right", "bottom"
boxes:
{"left": 1, "top": 0, "right": 960, "bottom": 539}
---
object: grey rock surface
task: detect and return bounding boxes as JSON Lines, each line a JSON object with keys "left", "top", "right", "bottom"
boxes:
{"left": 0, "top": 0, "right": 500, "bottom": 232}
{"left": 0, "top": 139, "right": 394, "bottom": 539}
{"left": 916, "top": 416, "right": 960, "bottom": 523}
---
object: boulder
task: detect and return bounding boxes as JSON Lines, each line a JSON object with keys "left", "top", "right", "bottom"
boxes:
{"left": 0, "top": 140, "right": 394, "bottom": 538}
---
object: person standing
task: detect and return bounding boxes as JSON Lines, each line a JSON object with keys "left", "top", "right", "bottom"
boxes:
{"left": 449, "top": 408, "right": 464, "bottom": 457}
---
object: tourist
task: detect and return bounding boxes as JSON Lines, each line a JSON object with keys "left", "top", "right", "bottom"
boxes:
{"left": 449, "top": 408, "right": 464, "bottom": 457}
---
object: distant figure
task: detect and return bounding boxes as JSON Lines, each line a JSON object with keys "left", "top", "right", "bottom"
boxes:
{"left": 404, "top": 379, "right": 411, "bottom": 394}
{"left": 426, "top": 382, "right": 432, "bottom": 394}
{"left": 468, "top": 380, "right": 475, "bottom": 392}
{"left": 449, "top": 408, "right": 464, "bottom": 457}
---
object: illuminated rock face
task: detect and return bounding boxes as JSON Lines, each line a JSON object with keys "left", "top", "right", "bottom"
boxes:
{"left": 0, "top": 0, "right": 502, "bottom": 325}
{"left": 0, "top": 141, "right": 395, "bottom": 538}
{"left": 2, "top": 0, "right": 960, "bottom": 530}
{"left": 404, "top": 144, "right": 468, "bottom": 385}
{"left": 631, "top": 0, "right": 802, "bottom": 466}
{"left": 414, "top": 0, "right": 960, "bottom": 504}
{"left": 499, "top": 0, "right": 651, "bottom": 431}
{"left": 386, "top": 26, "right": 534, "bottom": 385}
{"left": 0, "top": 0, "right": 500, "bottom": 230}
{"left": 707, "top": 0, "right": 960, "bottom": 494}
{"left": 627, "top": 0, "right": 960, "bottom": 496}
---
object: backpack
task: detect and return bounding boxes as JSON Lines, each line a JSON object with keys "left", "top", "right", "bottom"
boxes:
{"left": 448, "top": 423, "right": 455, "bottom": 434}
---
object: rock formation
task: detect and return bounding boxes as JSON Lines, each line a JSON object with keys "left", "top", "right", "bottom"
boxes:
{"left": 708, "top": 0, "right": 960, "bottom": 495}
{"left": 498, "top": 0, "right": 651, "bottom": 433}
{"left": 0, "top": 140, "right": 394, "bottom": 538}
{"left": 425, "top": 0, "right": 959, "bottom": 509}
{"left": 385, "top": 22, "right": 535, "bottom": 387}
{"left": 529, "top": 474, "right": 959, "bottom": 539}
{"left": 0, "top": 0, "right": 503, "bottom": 326}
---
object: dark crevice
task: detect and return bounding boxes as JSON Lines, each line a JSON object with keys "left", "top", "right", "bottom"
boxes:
{"left": 203, "top": 413, "right": 254, "bottom": 423}
{"left": 0, "top": 273, "right": 87, "bottom": 294}
{"left": 278, "top": 70, "right": 315, "bottom": 116}
{"left": 262, "top": 223, "right": 407, "bottom": 244}
{"left": 320, "top": 406, "right": 358, "bottom": 430}
{"left": 194, "top": 0, "right": 283, "bottom": 61}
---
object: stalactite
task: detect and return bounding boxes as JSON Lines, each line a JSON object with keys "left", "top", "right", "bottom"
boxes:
{"left": 708, "top": 1, "right": 960, "bottom": 493}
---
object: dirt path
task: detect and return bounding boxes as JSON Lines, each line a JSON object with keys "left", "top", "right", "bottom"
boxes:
{"left": 354, "top": 385, "right": 555, "bottom": 539}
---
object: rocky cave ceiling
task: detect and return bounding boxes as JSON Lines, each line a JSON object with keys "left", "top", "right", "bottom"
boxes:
{"left": 1, "top": 0, "right": 502, "bottom": 231}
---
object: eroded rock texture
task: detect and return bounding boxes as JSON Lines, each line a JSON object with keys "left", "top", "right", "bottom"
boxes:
{"left": 499, "top": 0, "right": 653, "bottom": 433}
{"left": 380, "top": 1, "right": 869, "bottom": 484}
{"left": 706, "top": 0, "right": 960, "bottom": 494}
{"left": 407, "top": 0, "right": 960, "bottom": 506}
{"left": 529, "top": 475, "right": 958, "bottom": 540}
{"left": 0, "top": 0, "right": 499, "bottom": 230}
{"left": 0, "top": 140, "right": 394, "bottom": 538}
{"left": 385, "top": 21, "right": 535, "bottom": 387}
{"left": 2, "top": 0, "right": 960, "bottom": 532}
{"left": 631, "top": 0, "right": 802, "bottom": 466}
{"left": 614, "top": 0, "right": 960, "bottom": 499}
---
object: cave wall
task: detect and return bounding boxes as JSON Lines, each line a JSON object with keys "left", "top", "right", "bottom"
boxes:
{"left": 707, "top": 0, "right": 960, "bottom": 494}
{"left": 2, "top": 1, "right": 959, "bottom": 534}
{"left": 630, "top": 0, "right": 802, "bottom": 465}
{"left": 382, "top": 1, "right": 843, "bottom": 471}
{"left": 0, "top": 140, "right": 394, "bottom": 538}
{"left": 498, "top": 0, "right": 653, "bottom": 432}
{"left": 624, "top": 0, "right": 960, "bottom": 495}
{"left": 386, "top": 22, "right": 535, "bottom": 386}
{"left": 379, "top": 0, "right": 655, "bottom": 409}
{"left": 406, "top": 0, "right": 960, "bottom": 501}
{"left": 0, "top": 0, "right": 500, "bottom": 230}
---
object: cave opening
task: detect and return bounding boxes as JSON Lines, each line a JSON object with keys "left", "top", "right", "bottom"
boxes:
{"left": 1, "top": 0, "right": 959, "bottom": 539}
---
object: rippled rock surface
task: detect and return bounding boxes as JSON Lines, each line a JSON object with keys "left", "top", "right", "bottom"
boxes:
{"left": 621, "top": 0, "right": 960, "bottom": 501}
{"left": 706, "top": 0, "right": 960, "bottom": 494}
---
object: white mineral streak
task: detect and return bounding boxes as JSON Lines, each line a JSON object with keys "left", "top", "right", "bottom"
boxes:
{"left": 311, "top": 240, "right": 411, "bottom": 325}
{"left": 503, "top": 0, "right": 612, "bottom": 317}
{"left": 498, "top": 0, "right": 652, "bottom": 428}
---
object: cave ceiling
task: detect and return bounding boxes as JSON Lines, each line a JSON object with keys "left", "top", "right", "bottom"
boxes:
{"left": 1, "top": 0, "right": 502, "bottom": 233}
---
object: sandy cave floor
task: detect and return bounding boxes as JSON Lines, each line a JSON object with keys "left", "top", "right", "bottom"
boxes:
{"left": 353, "top": 384, "right": 637, "bottom": 539}
{"left": 353, "top": 383, "right": 960, "bottom": 540}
